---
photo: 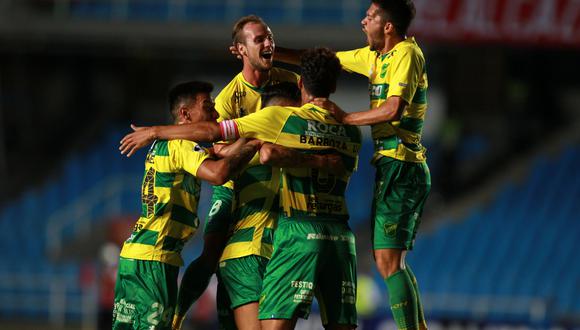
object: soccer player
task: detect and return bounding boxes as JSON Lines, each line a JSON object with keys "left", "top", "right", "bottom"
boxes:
{"left": 112, "top": 81, "right": 262, "bottom": 330}
{"left": 174, "top": 83, "right": 345, "bottom": 330}
{"left": 119, "top": 48, "right": 361, "bottom": 330}
{"left": 170, "top": 15, "right": 300, "bottom": 330}
{"left": 273, "top": 1, "right": 431, "bottom": 329}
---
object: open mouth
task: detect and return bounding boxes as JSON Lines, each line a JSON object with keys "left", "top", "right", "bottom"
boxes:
{"left": 261, "top": 50, "right": 273, "bottom": 60}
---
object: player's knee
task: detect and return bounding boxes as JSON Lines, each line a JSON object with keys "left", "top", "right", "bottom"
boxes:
{"left": 374, "top": 249, "right": 406, "bottom": 277}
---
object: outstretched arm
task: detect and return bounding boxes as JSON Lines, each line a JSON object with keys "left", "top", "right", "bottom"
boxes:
{"left": 120, "top": 121, "right": 222, "bottom": 157}
{"left": 273, "top": 46, "right": 304, "bottom": 65}
{"left": 259, "top": 143, "right": 346, "bottom": 176}
{"left": 228, "top": 45, "right": 304, "bottom": 65}
{"left": 312, "top": 96, "right": 407, "bottom": 126}
{"left": 196, "top": 138, "right": 262, "bottom": 185}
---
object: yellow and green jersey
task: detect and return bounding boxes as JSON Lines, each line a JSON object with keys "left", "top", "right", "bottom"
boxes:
{"left": 221, "top": 103, "right": 362, "bottom": 222}
{"left": 120, "top": 139, "right": 210, "bottom": 267}
{"left": 215, "top": 67, "right": 299, "bottom": 120}
{"left": 337, "top": 37, "right": 428, "bottom": 163}
{"left": 215, "top": 68, "right": 299, "bottom": 262}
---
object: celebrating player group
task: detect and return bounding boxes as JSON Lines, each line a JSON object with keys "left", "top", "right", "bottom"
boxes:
{"left": 115, "top": 0, "right": 431, "bottom": 329}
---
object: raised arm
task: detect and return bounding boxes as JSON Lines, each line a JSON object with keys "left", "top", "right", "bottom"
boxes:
{"left": 196, "top": 138, "right": 262, "bottom": 185}
{"left": 228, "top": 44, "right": 304, "bottom": 65}
{"left": 259, "top": 143, "right": 346, "bottom": 176}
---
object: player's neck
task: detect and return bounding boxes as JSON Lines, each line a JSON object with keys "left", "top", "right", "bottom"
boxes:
{"left": 242, "top": 66, "right": 270, "bottom": 87}
{"left": 381, "top": 35, "right": 405, "bottom": 54}
{"left": 301, "top": 91, "right": 315, "bottom": 105}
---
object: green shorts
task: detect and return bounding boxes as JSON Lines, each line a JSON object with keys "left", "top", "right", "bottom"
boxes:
{"left": 372, "top": 157, "right": 431, "bottom": 250}
{"left": 258, "top": 220, "right": 357, "bottom": 326}
{"left": 219, "top": 255, "right": 269, "bottom": 309}
{"left": 113, "top": 257, "right": 178, "bottom": 330}
{"left": 216, "top": 276, "right": 237, "bottom": 330}
{"left": 204, "top": 185, "right": 234, "bottom": 235}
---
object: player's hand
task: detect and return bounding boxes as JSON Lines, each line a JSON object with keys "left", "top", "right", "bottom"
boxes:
{"left": 119, "top": 124, "right": 156, "bottom": 157}
{"left": 311, "top": 98, "right": 347, "bottom": 123}
{"left": 322, "top": 153, "right": 347, "bottom": 176}
{"left": 246, "top": 138, "right": 264, "bottom": 150}
{"left": 229, "top": 44, "right": 242, "bottom": 60}
{"left": 212, "top": 143, "right": 231, "bottom": 158}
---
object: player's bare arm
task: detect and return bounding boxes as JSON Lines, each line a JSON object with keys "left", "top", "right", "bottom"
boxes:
{"left": 196, "top": 138, "right": 263, "bottom": 185}
{"left": 312, "top": 96, "right": 407, "bottom": 126}
{"left": 229, "top": 44, "right": 303, "bottom": 66}
{"left": 259, "top": 143, "right": 346, "bottom": 176}
{"left": 120, "top": 121, "right": 222, "bottom": 157}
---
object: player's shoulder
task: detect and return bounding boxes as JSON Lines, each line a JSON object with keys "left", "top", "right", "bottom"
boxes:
{"left": 168, "top": 139, "right": 208, "bottom": 154}
{"left": 216, "top": 72, "right": 245, "bottom": 100}
{"left": 396, "top": 38, "right": 425, "bottom": 58}
{"left": 257, "top": 105, "right": 296, "bottom": 116}
{"left": 270, "top": 67, "right": 300, "bottom": 82}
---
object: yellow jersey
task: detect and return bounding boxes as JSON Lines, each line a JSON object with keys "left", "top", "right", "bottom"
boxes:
{"left": 337, "top": 37, "right": 428, "bottom": 163}
{"left": 120, "top": 139, "right": 210, "bottom": 267}
{"left": 215, "top": 68, "right": 300, "bottom": 261}
{"left": 221, "top": 103, "right": 361, "bottom": 222}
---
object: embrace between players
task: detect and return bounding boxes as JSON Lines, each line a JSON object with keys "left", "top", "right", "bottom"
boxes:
{"left": 115, "top": 1, "right": 431, "bottom": 329}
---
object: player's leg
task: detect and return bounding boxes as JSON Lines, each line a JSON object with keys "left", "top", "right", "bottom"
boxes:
{"left": 261, "top": 319, "right": 298, "bottom": 330}
{"left": 372, "top": 158, "right": 430, "bottom": 330}
{"left": 219, "top": 255, "right": 269, "bottom": 330}
{"left": 233, "top": 302, "right": 260, "bottom": 330}
{"left": 258, "top": 220, "right": 321, "bottom": 329}
{"left": 316, "top": 222, "right": 357, "bottom": 330}
{"left": 173, "top": 185, "right": 234, "bottom": 329}
{"left": 216, "top": 274, "right": 237, "bottom": 330}
{"left": 113, "top": 257, "right": 178, "bottom": 330}
{"left": 405, "top": 263, "right": 427, "bottom": 330}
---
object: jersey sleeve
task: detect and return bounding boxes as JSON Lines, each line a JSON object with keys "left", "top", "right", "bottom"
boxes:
{"left": 169, "top": 140, "right": 212, "bottom": 177}
{"left": 220, "top": 106, "right": 291, "bottom": 143}
{"left": 336, "top": 47, "right": 372, "bottom": 77}
{"left": 386, "top": 46, "right": 424, "bottom": 104}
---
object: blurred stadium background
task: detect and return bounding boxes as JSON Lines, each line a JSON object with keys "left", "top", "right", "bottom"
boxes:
{"left": 0, "top": 0, "right": 579, "bottom": 329}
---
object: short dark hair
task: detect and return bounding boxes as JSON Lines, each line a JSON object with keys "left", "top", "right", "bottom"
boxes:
{"left": 261, "top": 82, "right": 301, "bottom": 107}
{"left": 232, "top": 15, "right": 267, "bottom": 45}
{"left": 372, "top": 0, "right": 416, "bottom": 37}
{"left": 168, "top": 81, "right": 213, "bottom": 120}
{"left": 300, "top": 48, "right": 341, "bottom": 98}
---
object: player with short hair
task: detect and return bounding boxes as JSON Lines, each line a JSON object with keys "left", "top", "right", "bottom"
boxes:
{"left": 119, "top": 47, "right": 362, "bottom": 330}
{"left": 112, "top": 81, "right": 262, "bottom": 330}
{"left": 273, "top": 0, "right": 431, "bottom": 328}
{"left": 172, "top": 17, "right": 345, "bottom": 330}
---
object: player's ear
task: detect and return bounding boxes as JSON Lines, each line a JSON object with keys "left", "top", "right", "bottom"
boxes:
{"left": 384, "top": 21, "right": 394, "bottom": 34}
{"left": 298, "top": 77, "right": 303, "bottom": 89}
{"left": 179, "top": 106, "right": 191, "bottom": 122}
{"left": 237, "top": 42, "right": 248, "bottom": 57}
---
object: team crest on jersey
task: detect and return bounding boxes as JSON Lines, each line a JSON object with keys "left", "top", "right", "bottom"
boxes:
{"left": 384, "top": 223, "right": 397, "bottom": 237}
{"left": 380, "top": 63, "right": 389, "bottom": 78}
{"left": 233, "top": 90, "right": 246, "bottom": 104}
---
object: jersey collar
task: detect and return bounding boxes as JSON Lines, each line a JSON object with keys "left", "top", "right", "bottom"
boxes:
{"left": 239, "top": 71, "right": 271, "bottom": 93}
{"left": 378, "top": 36, "right": 416, "bottom": 61}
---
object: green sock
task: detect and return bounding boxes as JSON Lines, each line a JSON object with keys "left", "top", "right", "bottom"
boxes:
{"left": 405, "top": 264, "right": 427, "bottom": 329}
{"left": 175, "top": 256, "right": 214, "bottom": 317}
{"left": 385, "top": 270, "right": 418, "bottom": 330}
